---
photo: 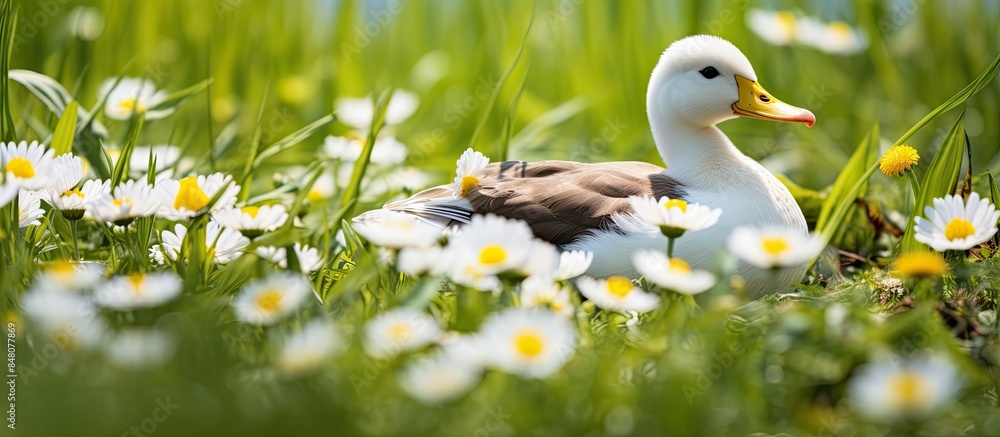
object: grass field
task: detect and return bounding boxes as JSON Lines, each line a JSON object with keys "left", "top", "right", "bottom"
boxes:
{"left": 2, "top": 0, "right": 1000, "bottom": 435}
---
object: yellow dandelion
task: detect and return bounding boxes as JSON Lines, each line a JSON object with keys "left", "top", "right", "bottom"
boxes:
{"left": 892, "top": 252, "right": 946, "bottom": 278}
{"left": 879, "top": 145, "right": 919, "bottom": 177}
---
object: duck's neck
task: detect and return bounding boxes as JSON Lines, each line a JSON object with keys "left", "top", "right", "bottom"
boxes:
{"left": 649, "top": 113, "right": 748, "bottom": 187}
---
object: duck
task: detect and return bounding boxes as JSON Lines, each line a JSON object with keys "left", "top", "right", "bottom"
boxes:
{"left": 355, "top": 35, "right": 816, "bottom": 297}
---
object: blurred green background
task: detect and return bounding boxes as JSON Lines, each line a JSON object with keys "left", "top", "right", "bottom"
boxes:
{"left": 7, "top": 1, "right": 1000, "bottom": 435}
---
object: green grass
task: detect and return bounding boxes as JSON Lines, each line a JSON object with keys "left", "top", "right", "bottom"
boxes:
{"left": 3, "top": 1, "right": 1000, "bottom": 435}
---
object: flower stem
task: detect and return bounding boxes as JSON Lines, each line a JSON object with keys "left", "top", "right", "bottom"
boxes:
{"left": 667, "top": 237, "right": 675, "bottom": 258}
{"left": 906, "top": 170, "right": 921, "bottom": 203}
{"left": 71, "top": 219, "right": 81, "bottom": 260}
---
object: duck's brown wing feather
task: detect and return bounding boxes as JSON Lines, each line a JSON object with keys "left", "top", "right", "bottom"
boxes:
{"left": 463, "top": 160, "right": 686, "bottom": 245}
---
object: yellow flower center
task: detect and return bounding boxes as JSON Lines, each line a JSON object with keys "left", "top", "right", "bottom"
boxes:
{"left": 459, "top": 175, "right": 480, "bottom": 197}
{"left": 174, "top": 176, "right": 210, "bottom": 212}
{"left": 119, "top": 97, "right": 146, "bottom": 113}
{"left": 114, "top": 197, "right": 133, "bottom": 208}
{"left": 49, "top": 260, "right": 76, "bottom": 281}
{"left": 513, "top": 331, "right": 544, "bottom": 357}
{"left": 606, "top": 276, "right": 634, "bottom": 298}
{"left": 306, "top": 189, "right": 324, "bottom": 202}
{"left": 389, "top": 323, "right": 411, "bottom": 342}
{"left": 62, "top": 188, "right": 86, "bottom": 199}
{"left": 827, "top": 21, "right": 854, "bottom": 43}
{"left": 761, "top": 237, "right": 789, "bottom": 255}
{"left": 668, "top": 258, "right": 692, "bottom": 273}
{"left": 128, "top": 273, "right": 145, "bottom": 293}
{"left": 241, "top": 206, "right": 261, "bottom": 219}
{"left": 663, "top": 198, "right": 687, "bottom": 213}
{"left": 887, "top": 371, "right": 929, "bottom": 410}
{"left": 944, "top": 218, "right": 975, "bottom": 241}
{"left": 892, "top": 251, "right": 946, "bottom": 278}
{"left": 254, "top": 289, "right": 283, "bottom": 314}
{"left": 879, "top": 145, "right": 920, "bottom": 177}
{"left": 775, "top": 11, "right": 797, "bottom": 36}
{"left": 5, "top": 157, "right": 35, "bottom": 179}
{"left": 479, "top": 245, "right": 507, "bottom": 266}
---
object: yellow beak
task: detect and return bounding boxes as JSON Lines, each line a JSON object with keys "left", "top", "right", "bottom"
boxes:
{"left": 732, "top": 75, "right": 815, "bottom": 127}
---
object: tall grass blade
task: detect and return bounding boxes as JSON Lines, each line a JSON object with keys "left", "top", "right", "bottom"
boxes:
{"left": 900, "top": 112, "right": 967, "bottom": 253}
{"left": 50, "top": 101, "right": 79, "bottom": 156}
{"left": 238, "top": 87, "right": 270, "bottom": 202}
{"left": 815, "top": 124, "right": 878, "bottom": 244}
{"left": 147, "top": 78, "right": 213, "bottom": 114}
{"left": 252, "top": 113, "right": 335, "bottom": 166}
{"left": 340, "top": 90, "right": 391, "bottom": 212}
{"left": 467, "top": 13, "right": 533, "bottom": 153}
{"left": 110, "top": 116, "right": 146, "bottom": 187}
{"left": 0, "top": 0, "right": 15, "bottom": 142}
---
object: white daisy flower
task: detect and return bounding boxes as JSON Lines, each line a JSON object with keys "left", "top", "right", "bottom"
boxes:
{"left": 575, "top": 276, "right": 660, "bottom": 314}
{"left": 848, "top": 355, "right": 960, "bottom": 421}
{"left": 362, "top": 307, "right": 442, "bottom": 359}
{"left": 517, "top": 240, "right": 561, "bottom": 279}
{"left": 20, "top": 290, "right": 105, "bottom": 348}
{"left": 397, "top": 245, "right": 444, "bottom": 276}
{"left": 232, "top": 273, "right": 313, "bottom": 326}
{"left": 628, "top": 195, "right": 722, "bottom": 238}
{"left": 797, "top": 17, "right": 867, "bottom": 55}
{"left": 44, "top": 179, "right": 111, "bottom": 220}
{"left": 447, "top": 266, "right": 502, "bottom": 292}
{"left": 477, "top": 307, "right": 576, "bottom": 378}
{"left": 746, "top": 9, "right": 866, "bottom": 55}
{"left": 212, "top": 204, "right": 289, "bottom": 238}
{"left": 746, "top": 9, "right": 798, "bottom": 45}
{"left": 152, "top": 221, "right": 250, "bottom": 265}
{"left": 383, "top": 90, "right": 420, "bottom": 125}
{"left": 105, "top": 328, "right": 176, "bottom": 369}
{"left": 335, "top": 90, "right": 419, "bottom": 129}
{"left": 914, "top": 192, "right": 1000, "bottom": 252}
{"left": 129, "top": 145, "right": 184, "bottom": 178}
{"left": 254, "top": 243, "right": 325, "bottom": 274}
{"left": 17, "top": 189, "right": 44, "bottom": 228}
{"left": 556, "top": 250, "right": 593, "bottom": 281}
{"left": 47, "top": 153, "right": 85, "bottom": 193}
{"left": 380, "top": 167, "right": 432, "bottom": 193}
{"left": 520, "top": 276, "right": 574, "bottom": 318}
{"left": 632, "top": 250, "right": 716, "bottom": 295}
{"left": 32, "top": 260, "right": 106, "bottom": 293}
{"left": 87, "top": 180, "right": 160, "bottom": 226}
{"left": 99, "top": 77, "right": 171, "bottom": 120}
{"left": 322, "top": 135, "right": 363, "bottom": 161}
{"left": 65, "top": 6, "right": 105, "bottom": 41}
{"left": 322, "top": 135, "right": 408, "bottom": 166}
{"left": 276, "top": 320, "right": 342, "bottom": 376}
{"left": 0, "top": 178, "right": 17, "bottom": 208}
{"left": 439, "top": 332, "right": 490, "bottom": 368}
{"left": 352, "top": 209, "right": 442, "bottom": 249}
{"left": 442, "top": 214, "right": 535, "bottom": 277}
{"left": 155, "top": 173, "right": 240, "bottom": 220}
{"left": 304, "top": 171, "right": 337, "bottom": 203}
{"left": 1, "top": 141, "right": 56, "bottom": 190}
{"left": 450, "top": 148, "right": 490, "bottom": 197}
{"left": 93, "top": 271, "right": 182, "bottom": 310}
{"left": 726, "top": 225, "right": 824, "bottom": 269}
{"left": 400, "top": 353, "right": 482, "bottom": 404}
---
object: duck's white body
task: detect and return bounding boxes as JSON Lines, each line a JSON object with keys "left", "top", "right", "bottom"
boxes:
{"left": 358, "top": 35, "right": 815, "bottom": 297}
{"left": 565, "top": 125, "right": 808, "bottom": 296}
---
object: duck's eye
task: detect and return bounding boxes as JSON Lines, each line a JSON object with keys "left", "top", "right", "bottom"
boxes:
{"left": 699, "top": 66, "right": 720, "bottom": 79}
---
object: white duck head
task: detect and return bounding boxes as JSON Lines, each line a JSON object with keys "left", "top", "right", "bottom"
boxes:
{"left": 645, "top": 35, "right": 815, "bottom": 181}
{"left": 647, "top": 35, "right": 816, "bottom": 129}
